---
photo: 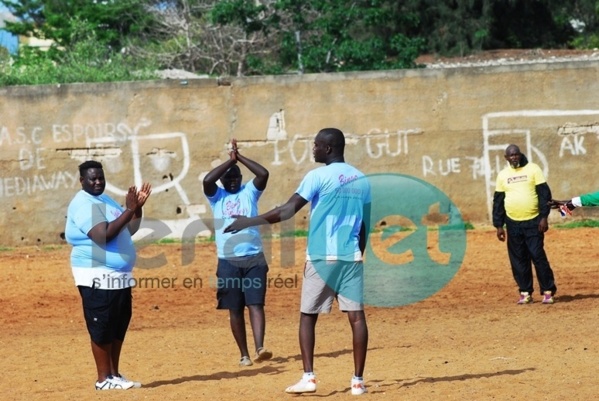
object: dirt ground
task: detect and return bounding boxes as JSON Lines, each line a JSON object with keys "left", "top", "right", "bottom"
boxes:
{"left": 2, "top": 227, "right": 599, "bottom": 401}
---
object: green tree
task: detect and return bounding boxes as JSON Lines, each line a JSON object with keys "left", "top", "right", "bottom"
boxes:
{"left": 556, "top": 0, "right": 599, "bottom": 48}
{"left": 121, "top": 0, "right": 279, "bottom": 76}
{"left": 0, "top": 0, "right": 157, "bottom": 85}
{"left": 209, "top": 0, "right": 426, "bottom": 74}
{"left": 278, "top": 0, "right": 425, "bottom": 72}
{"left": 1, "top": 0, "right": 155, "bottom": 49}
{"left": 488, "top": 0, "right": 575, "bottom": 49}
{"left": 128, "top": 0, "right": 212, "bottom": 73}
{"left": 400, "top": 0, "right": 493, "bottom": 57}
{"left": 3, "top": 0, "right": 599, "bottom": 85}
{"left": 207, "top": 0, "right": 277, "bottom": 75}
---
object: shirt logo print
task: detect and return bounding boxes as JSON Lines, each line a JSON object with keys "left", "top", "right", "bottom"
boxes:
{"left": 223, "top": 199, "right": 247, "bottom": 218}
{"left": 507, "top": 175, "right": 527, "bottom": 184}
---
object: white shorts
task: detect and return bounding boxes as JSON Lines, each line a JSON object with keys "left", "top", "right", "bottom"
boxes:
{"left": 300, "top": 260, "right": 364, "bottom": 313}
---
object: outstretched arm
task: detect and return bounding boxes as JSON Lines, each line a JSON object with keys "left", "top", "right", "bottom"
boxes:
{"left": 579, "top": 191, "right": 599, "bottom": 207}
{"left": 224, "top": 193, "right": 308, "bottom": 233}
{"left": 550, "top": 190, "right": 599, "bottom": 213}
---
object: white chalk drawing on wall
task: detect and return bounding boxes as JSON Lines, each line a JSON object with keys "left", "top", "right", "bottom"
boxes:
{"left": 364, "top": 128, "right": 422, "bottom": 159}
{"left": 556, "top": 122, "right": 599, "bottom": 157}
{"left": 69, "top": 118, "right": 210, "bottom": 240}
{"left": 464, "top": 156, "right": 486, "bottom": 180}
{"left": 57, "top": 111, "right": 422, "bottom": 239}
{"left": 267, "top": 109, "right": 287, "bottom": 141}
{"left": 422, "top": 156, "right": 462, "bottom": 177}
{"left": 482, "top": 109, "right": 599, "bottom": 219}
{"left": 240, "top": 109, "right": 423, "bottom": 165}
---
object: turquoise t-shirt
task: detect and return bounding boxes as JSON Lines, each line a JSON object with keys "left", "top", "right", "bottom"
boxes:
{"left": 296, "top": 162, "right": 371, "bottom": 262}
{"left": 65, "top": 190, "right": 136, "bottom": 270}
{"left": 207, "top": 180, "right": 264, "bottom": 259}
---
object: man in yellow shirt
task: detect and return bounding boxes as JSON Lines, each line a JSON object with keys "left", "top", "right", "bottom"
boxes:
{"left": 492, "top": 144, "right": 557, "bottom": 304}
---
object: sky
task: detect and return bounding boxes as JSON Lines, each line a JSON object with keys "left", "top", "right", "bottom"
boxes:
{"left": 0, "top": 4, "right": 18, "bottom": 54}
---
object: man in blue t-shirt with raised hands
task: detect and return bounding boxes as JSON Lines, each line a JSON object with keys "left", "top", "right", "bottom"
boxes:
{"left": 225, "top": 128, "right": 372, "bottom": 396}
{"left": 204, "top": 138, "right": 273, "bottom": 368}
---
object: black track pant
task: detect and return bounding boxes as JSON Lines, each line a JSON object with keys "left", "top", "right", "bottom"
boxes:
{"left": 505, "top": 216, "right": 557, "bottom": 295}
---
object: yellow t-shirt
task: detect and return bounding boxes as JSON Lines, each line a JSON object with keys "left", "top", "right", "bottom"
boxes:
{"left": 495, "top": 162, "right": 546, "bottom": 221}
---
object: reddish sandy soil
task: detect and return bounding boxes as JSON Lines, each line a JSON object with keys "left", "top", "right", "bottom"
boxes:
{"left": 2, "top": 227, "right": 599, "bottom": 400}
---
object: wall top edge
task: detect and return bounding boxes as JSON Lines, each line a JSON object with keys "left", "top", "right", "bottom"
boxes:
{"left": 1, "top": 59, "right": 597, "bottom": 95}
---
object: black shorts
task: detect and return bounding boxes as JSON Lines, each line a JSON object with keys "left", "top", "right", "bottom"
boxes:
{"left": 216, "top": 253, "right": 269, "bottom": 310}
{"left": 78, "top": 286, "right": 132, "bottom": 344}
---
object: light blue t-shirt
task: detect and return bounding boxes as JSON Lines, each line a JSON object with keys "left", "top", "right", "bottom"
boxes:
{"left": 65, "top": 190, "right": 136, "bottom": 272}
{"left": 296, "top": 162, "right": 371, "bottom": 261}
{"left": 207, "top": 180, "right": 264, "bottom": 259}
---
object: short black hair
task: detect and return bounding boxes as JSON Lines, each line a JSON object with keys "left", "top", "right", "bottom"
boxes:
{"left": 318, "top": 127, "right": 345, "bottom": 151}
{"left": 505, "top": 143, "right": 522, "bottom": 156}
{"left": 222, "top": 164, "right": 241, "bottom": 178}
{"left": 79, "top": 160, "right": 103, "bottom": 177}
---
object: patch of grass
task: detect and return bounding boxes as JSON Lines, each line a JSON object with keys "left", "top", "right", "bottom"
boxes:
{"left": 153, "top": 236, "right": 215, "bottom": 244}
{"left": 156, "top": 238, "right": 180, "bottom": 244}
{"left": 279, "top": 230, "right": 309, "bottom": 238}
{"left": 380, "top": 226, "right": 413, "bottom": 234}
{"left": 197, "top": 235, "right": 215, "bottom": 243}
{"left": 442, "top": 221, "right": 475, "bottom": 230}
{"left": 377, "top": 221, "right": 474, "bottom": 233}
{"left": 555, "top": 219, "right": 599, "bottom": 229}
{"left": 0, "top": 246, "right": 13, "bottom": 252}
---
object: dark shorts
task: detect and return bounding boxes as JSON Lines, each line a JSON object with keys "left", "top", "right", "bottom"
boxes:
{"left": 78, "top": 286, "right": 132, "bottom": 344}
{"left": 216, "top": 253, "right": 269, "bottom": 310}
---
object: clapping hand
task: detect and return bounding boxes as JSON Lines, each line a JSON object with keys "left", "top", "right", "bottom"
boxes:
{"left": 125, "top": 186, "right": 139, "bottom": 210}
{"left": 137, "top": 182, "right": 152, "bottom": 207}
{"left": 229, "top": 138, "right": 238, "bottom": 161}
{"left": 125, "top": 183, "right": 152, "bottom": 211}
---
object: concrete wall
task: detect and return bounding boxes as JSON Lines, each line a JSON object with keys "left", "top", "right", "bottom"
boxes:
{"left": 1, "top": 61, "right": 599, "bottom": 246}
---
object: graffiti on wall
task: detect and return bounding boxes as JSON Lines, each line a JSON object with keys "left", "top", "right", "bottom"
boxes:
{"left": 0, "top": 124, "right": 78, "bottom": 197}
{"left": 481, "top": 109, "right": 599, "bottom": 218}
{"left": 4, "top": 106, "right": 599, "bottom": 240}
{"left": 0, "top": 117, "right": 212, "bottom": 239}
{"left": 242, "top": 109, "right": 423, "bottom": 165}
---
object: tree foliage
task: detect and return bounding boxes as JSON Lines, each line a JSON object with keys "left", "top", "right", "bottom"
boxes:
{"left": 2, "top": 0, "right": 155, "bottom": 48}
{"left": 0, "top": 19, "right": 156, "bottom": 86}
{"left": 0, "top": 0, "right": 599, "bottom": 85}
{"left": 0, "top": 0, "right": 158, "bottom": 85}
{"left": 271, "top": 0, "right": 425, "bottom": 72}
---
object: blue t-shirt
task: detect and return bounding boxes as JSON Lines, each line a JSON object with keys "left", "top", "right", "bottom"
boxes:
{"left": 207, "top": 180, "right": 264, "bottom": 259}
{"left": 296, "top": 162, "right": 371, "bottom": 261}
{"left": 65, "top": 190, "right": 136, "bottom": 271}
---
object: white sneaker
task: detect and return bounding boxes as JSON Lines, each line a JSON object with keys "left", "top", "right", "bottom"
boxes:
{"left": 351, "top": 378, "right": 367, "bottom": 395}
{"left": 95, "top": 375, "right": 135, "bottom": 390}
{"left": 253, "top": 347, "right": 273, "bottom": 362}
{"left": 116, "top": 374, "right": 142, "bottom": 388}
{"left": 517, "top": 292, "right": 533, "bottom": 304}
{"left": 239, "top": 356, "right": 253, "bottom": 367}
{"left": 285, "top": 375, "right": 317, "bottom": 393}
